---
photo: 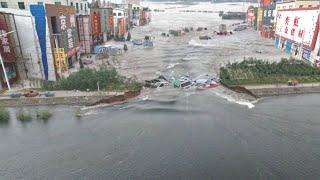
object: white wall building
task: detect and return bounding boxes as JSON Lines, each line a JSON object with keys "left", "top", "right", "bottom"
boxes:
{"left": 276, "top": 0, "right": 320, "bottom": 10}
{"left": 0, "top": 8, "right": 53, "bottom": 86}
{"left": 0, "top": 0, "right": 68, "bottom": 10}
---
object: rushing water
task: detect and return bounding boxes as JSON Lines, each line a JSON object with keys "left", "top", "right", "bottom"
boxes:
{"left": 1, "top": 2, "right": 320, "bottom": 180}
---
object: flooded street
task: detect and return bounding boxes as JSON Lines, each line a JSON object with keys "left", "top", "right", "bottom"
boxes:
{"left": 116, "top": 2, "right": 287, "bottom": 80}
{"left": 1, "top": 2, "right": 320, "bottom": 180}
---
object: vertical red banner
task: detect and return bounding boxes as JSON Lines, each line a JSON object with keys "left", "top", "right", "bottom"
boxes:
{"left": 108, "top": 15, "right": 113, "bottom": 31}
{"left": 0, "top": 14, "right": 15, "bottom": 62}
{"left": 119, "top": 17, "right": 125, "bottom": 35}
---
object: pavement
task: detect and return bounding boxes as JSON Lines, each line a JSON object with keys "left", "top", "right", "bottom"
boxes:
{"left": 245, "top": 83, "right": 320, "bottom": 90}
{"left": 0, "top": 90, "right": 122, "bottom": 99}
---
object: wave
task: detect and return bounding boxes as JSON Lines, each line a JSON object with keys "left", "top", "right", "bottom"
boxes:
{"left": 188, "top": 39, "right": 216, "bottom": 47}
{"left": 210, "top": 89, "right": 256, "bottom": 109}
{"left": 166, "top": 63, "right": 180, "bottom": 69}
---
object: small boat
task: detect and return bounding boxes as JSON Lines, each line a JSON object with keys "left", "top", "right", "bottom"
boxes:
{"left": 24, "top": 90, "right": 39, "bottom": 97}
{"left": 132, "top": 39, "right": 143, "bottom": 45}
{"left": 44, "top": 91, "right": 55, "bottom": 97}
{"left": 10, "top": 92, "right": 22, "bottom": 98}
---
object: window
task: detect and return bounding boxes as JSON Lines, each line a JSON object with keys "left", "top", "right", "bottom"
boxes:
{"left": 308, "top": 5, "right": 312, "bottom": 7}
{"left": 54, "top": 2, "right": 61, "bottom": 5}
{"left": 1, "top": 2, "right": 8, "bottom": 8}
{"left": 50, "top": 16, "right": 58, "bottom": 34}
{"left": 289, "top": 5, "right": 292, "bottom": 9}
{"left": 85, "top": 4, "right": 87, "bottom": 11}
{"left": 299, "top": 5, "right": 303, "bottom": 8}
{"left": 18, "top": 2, "right": 25, "bottom": 9}
{"left": 80, "top": 3, "right": 83, "bottom": 10}
{"left": 71, "top": 2, "right": 73, "bottom": 6}
{"left": 113, "top": 13, "right": 116, "bottom": 16}
{"left": 118, "top": 13, "right": 121, "bottom": 16}
{"left": 76, "top": 3, "right": 79, "bottom": 12}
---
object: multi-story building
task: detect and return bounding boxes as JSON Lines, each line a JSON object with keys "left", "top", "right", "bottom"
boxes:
{"left": 274, "top": 7, "right": 320, "bottom": 66}
{"left": 276, "top": 0, "right": 320, "bottom": 10}
{"left": 68, "top": 0, "right": 89, "bottom": 15}
{"left": 68, "top": 0, "right": 92, "bottom": 54}
{"left": 44, "top": 4, "right": 80, "bottom": 78}
{"left": 113, "top": 8, "right": 126, "bottom": 38}
{"left": 0, "top": 0, "right": 68, "bottom": 10}
{"left": 0, "top": 8, "right": 54, "bottom": 89}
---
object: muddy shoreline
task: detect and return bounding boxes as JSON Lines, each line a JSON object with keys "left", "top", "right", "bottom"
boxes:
{"left": 0, "top": 90, "right": 141, "bottom": 107}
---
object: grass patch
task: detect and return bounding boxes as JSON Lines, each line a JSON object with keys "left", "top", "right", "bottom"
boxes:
{"left": 220, "top": 58, "right": 320, "bottom": 86}
{"left": 42, "top": 66, "right": 142, "bottom": 92}
{"left": 36, "top": 109, "right": 52, "bottom": 121}
{"left": 0, "top": 106, "right": 10, "bottom": 122}
{"left": 16, "top": 109, "right": 32, "bottom": 122}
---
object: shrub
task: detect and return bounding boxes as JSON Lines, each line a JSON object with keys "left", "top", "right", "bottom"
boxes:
{"left": 42, "top": 66, "right": 142, "bottom": 92}
{"left": 36, "top": 109, "right": 52, "bottom": 121}
{"left": 0, "top": 106, "right": 10, "bottom": 122}
{"left": 16, "top": 109, "right": 32, "bottom": 122}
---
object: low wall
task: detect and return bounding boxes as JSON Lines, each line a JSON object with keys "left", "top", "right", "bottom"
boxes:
{"left": 0, "top": 91, "right": 141, "bottom": 107}
{"left": 248, "top": 86, "right": 320, "bottom": 97}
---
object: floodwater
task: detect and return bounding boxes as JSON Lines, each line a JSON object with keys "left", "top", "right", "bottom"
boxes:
{"left": 1, "top": 2, "right": 320, "bottom": 180}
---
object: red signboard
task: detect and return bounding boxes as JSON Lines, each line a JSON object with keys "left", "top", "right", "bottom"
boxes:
{"left": 0, "top": 14, "right": 15, "bottom": 62}
{"left": 92, "top": 12, "right": 100, "bottom": 35}
{"left": 260, "top": 0, "right": 272, "bottom": 7}
{"left": 108, "top": 15, "right": 113, "bottom": 31}
{"left": 119, "top": 17, "right": 126, "bottom": 35}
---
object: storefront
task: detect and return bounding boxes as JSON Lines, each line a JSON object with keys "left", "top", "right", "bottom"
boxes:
{"left": 0, "top": 13, "right": 19, "bottom": 88}
{"left": 46, "top": 4, "right": 80, "bottom": 78}
{"left": 274, "top": 7, "right": 320, "bottom": 66}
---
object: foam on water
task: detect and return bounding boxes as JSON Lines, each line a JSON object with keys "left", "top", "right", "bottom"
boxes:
{"left": 210, "top": 89, "right": 256, "bottom": 109}
{"left": 188, "top": 39, "right": 216, "bottom": 47}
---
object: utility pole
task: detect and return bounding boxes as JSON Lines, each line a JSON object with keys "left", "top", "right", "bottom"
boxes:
{"left": 0, "top": 30, "right": 16, "bottom": 91}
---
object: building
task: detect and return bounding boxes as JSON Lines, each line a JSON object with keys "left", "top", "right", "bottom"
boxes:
{"left": 276, "top": 0, "right": 320, "bottom": 10}
{"left": 90, "top": 8, "right": 103, "bottom": 45}
{"left": 0, "top": 0, "right": 68, "bottom": 10}
{"left": 113, "top": 8, "right": 126, "bottom": 38}
{"left": 68, "top": 0, "right": 89, "bottom": 15}
{"left": 0, "top": 8, "right": 48, "bottom": 88}
{"left": 274, "top": 7, "right": 320, "bottom": 66}
{"left": 100, "top": 7, "right": 114, "bottom": 41}
{"left": 257, "top": 0, "right": 276, "bottom": 38}
{"left": 45, "top": 4, "right": 80, "bottom": 78}
{"left": 68, "top": 0, "right": 92, "bottom": 54}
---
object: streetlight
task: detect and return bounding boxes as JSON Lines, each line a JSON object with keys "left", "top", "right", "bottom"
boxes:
{"left": 0, "top": 30, "right": 16, "bottom": 91}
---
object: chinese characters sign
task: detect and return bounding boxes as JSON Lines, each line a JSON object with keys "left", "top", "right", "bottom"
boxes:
{"left": 46, "top": 4, "right": 78, "bottom": 58}
{"left": 0, "top": 14, "right": 15, "bottom": 62}
{"left": 92, "top": 12, "right": 100, "bottom": 35}
{"left": 53, "top": 48, "right": 67, "bottom": 72}
{"left": 275, "top": 9, "right": 320, "bottom": 48}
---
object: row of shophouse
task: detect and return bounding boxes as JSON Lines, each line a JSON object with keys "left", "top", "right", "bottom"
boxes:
{"left": 0, "top": 0, "right": 151, "bottom": 89}
{"left": 247, "top": 0, "right": 320, "bottom": 67}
